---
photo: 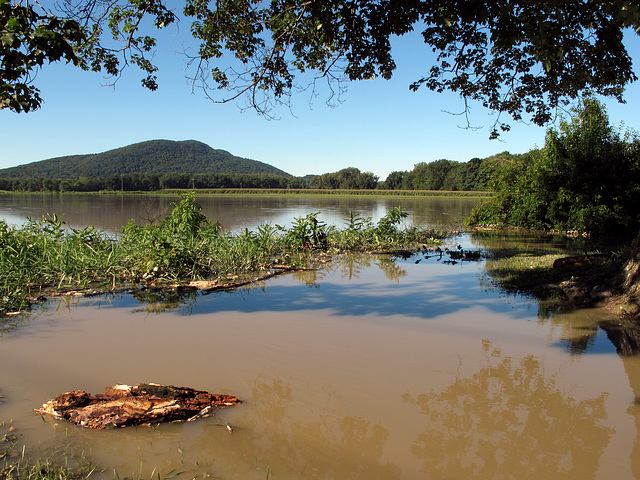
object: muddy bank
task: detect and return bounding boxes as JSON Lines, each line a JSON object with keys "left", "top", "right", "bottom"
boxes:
{"left": 548, "top": 232, "right": 639, "bottom": 318}
{"left": 522, "top": 231, "right": 640, "bottom": 355}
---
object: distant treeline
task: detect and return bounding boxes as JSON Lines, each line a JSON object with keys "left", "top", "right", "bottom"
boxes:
{"left": 0, "top": 173, "right": 308, "bottom": 192}
{"left": 381, "top": 157, "right": 492, "bottom": 191}
{"left": 311, "top": 153, "right": 506, "bottom": 191}
{"left": 163, "top": 189, "right": 489, "bottom": 197}
{"left": 0, "top": 152, "right": 513, "bottom": 193}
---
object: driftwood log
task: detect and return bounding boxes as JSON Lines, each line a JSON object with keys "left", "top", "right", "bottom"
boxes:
{"left": 35, "top": 383, "right": 240, "bottom": 429}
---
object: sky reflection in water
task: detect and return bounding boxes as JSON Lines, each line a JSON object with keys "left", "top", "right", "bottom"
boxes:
{"left": 2, "top": 232, "right": 638, "bottom": 480}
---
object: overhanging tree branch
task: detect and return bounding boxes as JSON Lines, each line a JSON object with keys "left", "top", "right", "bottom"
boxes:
{"left": 2, "top": 0, "right": 638, "bottom": 137}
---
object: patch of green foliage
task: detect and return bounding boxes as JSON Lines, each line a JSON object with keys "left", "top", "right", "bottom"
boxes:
{"left": 482, "top": 247, "right": 569, "bottom": 294}
{"left": 310, "top": 167, "right": 378, "bottom": 189}
{"left": 1, "top": 418, "right": 95, "bottom": 480}
{"left": 0, "top": 214, "right": 123, "bottom": 313}
{"left": 0, "top": 458, "right": 94, "bottom": 480}
{"left": 467, "top": 99, "right": 640, "bottom": 236}
{"left": 383, "top": 157, "right": 492, "bottom": 191}
{"left": 0, "top": 194, "right": 444, "bottom": 315}
{"left": 474, "top": 231, "right": 617, "bottom": 303}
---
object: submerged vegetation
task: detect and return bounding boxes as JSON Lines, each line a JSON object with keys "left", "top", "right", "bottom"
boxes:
{"left": 0, "top": 457, "right": 94, "bottom": 480}
{"left": 1, "top": 418, "right": 88, "bottom": 480}
{"left": 0, "top": 194, "right": 445, "bottom": 315}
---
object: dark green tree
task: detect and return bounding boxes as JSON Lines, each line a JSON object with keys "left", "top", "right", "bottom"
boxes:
{"left": 3, "top": 1, "right": 639, "bottom": 135}
{"left": 440, "top": 157, "right": 491, "bottom": 191}
{"left": 382, "top": 161, "right": 489, "bottom": 191}
{"left": 468, "top": 99, "right": 640, "bottom": 236}
{"left": 410, "top": 159, "right": 458, "bottom": 190}
{"left": 1, "top": 0, "right": 83, "bottom": 112}
{"left": 335, "top": 167, "right": 362, "bottom": 189}
{"left": 457, "top": 157, "right": 489, "bottom": 191}
{"left": 382, "top": 171, "right": 406, "bottom": 190}
{"left": 310, "top": 167, "right": 378, "bottom": 189}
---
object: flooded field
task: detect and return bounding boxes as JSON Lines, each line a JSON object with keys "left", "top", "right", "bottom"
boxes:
{"left": 1, "top": 195, "right": 639, "bottom": 479}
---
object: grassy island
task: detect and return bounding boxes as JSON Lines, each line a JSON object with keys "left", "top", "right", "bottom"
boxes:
{"left": 0, "top": 193, "right": 447, "bottom": 316}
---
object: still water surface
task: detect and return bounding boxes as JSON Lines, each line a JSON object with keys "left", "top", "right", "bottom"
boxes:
{"left": 1, "top": 194, "right": 639, "bottom": 479}
{"left": 0, "top": 193, "right": 477, "bottom": 233}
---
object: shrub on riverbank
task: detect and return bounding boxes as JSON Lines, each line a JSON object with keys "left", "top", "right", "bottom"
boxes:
{"left": 467, "top": 99, "right": 640, "bottom": 236}
{"left": 0, "top": 194, "right": 444, "bottom": 315}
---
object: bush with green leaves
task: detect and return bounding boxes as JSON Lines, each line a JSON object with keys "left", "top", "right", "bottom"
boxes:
{"left": 327, "top": 207, "right": 442, "bottom": 251}
{"left": 281, "top": 212, "right": 329, "bottom": 250}
{"left": 120, "top": 193, "right": 223, "bottom": 280}
{"left": 467, "top": 98, "right": 640, "bottom": 236}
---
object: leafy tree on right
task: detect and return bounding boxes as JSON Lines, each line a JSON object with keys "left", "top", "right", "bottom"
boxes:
{"left": 3, "top": 0, "right": 640, "bottom": 138}
{"left": 467, "top": 98, "right": 640, "bottom": 237}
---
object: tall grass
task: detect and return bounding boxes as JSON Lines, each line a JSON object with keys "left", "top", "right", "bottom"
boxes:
{"left": 0, "top": 419, "right": 95, "bottom": 480}
{"left": 0, "top": 215, "right": 123, "bottom": 313}
{"left": 0, "top": 194, "right": 446, "bottom": 315}
{"left": 0, "top": 457, "right": 95, "bottom": 480}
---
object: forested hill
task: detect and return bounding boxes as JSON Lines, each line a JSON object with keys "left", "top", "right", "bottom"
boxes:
{"left": 0, "top": 140, "right": 291, "bottom": 178}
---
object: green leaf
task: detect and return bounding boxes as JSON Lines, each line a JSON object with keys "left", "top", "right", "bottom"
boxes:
{"left": 1, "top": 32, "right": 14, "bottom": 46}
{"left": 6, "top": 17, "right": 20, "bottom": 30}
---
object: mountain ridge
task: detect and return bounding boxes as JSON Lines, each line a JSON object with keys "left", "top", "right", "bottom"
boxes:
{"left": 0, "top": 140, "right": 291, "bottom": 178}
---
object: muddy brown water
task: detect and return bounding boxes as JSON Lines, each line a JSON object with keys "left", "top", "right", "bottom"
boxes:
{"left": 0, "top": 193, "right": 478, "bottom": 233}
{"left": 1, "top": 195, "right": 640, "bottom": 479}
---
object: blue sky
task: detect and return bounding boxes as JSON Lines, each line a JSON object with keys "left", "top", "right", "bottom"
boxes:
{"left": 2, "top": 24, "right": 640, "bottom": 180}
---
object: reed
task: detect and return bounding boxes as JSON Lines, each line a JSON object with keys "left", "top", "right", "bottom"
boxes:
{"left": 0, "top": 458, "right": 95, "bottom": 480}
{"left": 0, "top": 215, "right": 122, "bottom": 313}
{"left": 0, "top": 422, "right": 95, "bottom": 480}
{"left": 0, "top": 194, "right": 447, "bottom": 315}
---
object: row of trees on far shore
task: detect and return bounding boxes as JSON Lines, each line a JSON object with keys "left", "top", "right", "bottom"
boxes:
{"left": 0, "top": 173, "right": 308, "bottom": 192}
{"left": 381, "top": 157, "right": 494, "bottom": 191}
{"left": 0, "top": 157, "right": 504, "bottom": 193}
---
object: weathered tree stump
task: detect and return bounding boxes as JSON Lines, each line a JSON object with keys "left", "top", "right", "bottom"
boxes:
{"left": 35, "top": 383, "right": 240, "bottom": 429}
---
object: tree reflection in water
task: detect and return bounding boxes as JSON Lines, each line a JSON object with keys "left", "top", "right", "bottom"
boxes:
{"left": 121, "top": 253, "right": 409, "bottom": 313}
{"left": 243, "top": 373, "right": 402, "bottom": 480}
{"left": 181, "top": 373, "right": 402, "bottom": 479}
{"left": 295, "top": 253, "right": 408, "bottom": 286}
{"left": 402, "top": 340, "right": 613, "bottom": 479}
